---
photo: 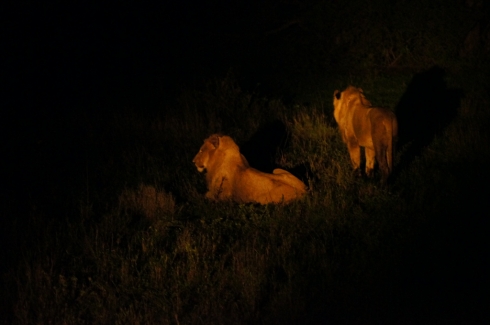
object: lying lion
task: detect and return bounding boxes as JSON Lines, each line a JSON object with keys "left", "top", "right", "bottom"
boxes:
{"left": 193, "top": 134, "right": 307, "bottom": 204}
{"left": 333, "top": 86, "right": 398, "bottom": 183}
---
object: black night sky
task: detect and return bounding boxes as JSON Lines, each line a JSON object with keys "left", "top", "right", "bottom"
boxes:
{"left": 2, "top": 1, "right": 238, "bottom": 210}
{"left": 4, "top": 1, "right": 485, "bottom": 116}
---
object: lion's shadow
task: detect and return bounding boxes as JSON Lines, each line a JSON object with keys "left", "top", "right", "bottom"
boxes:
{"left": 395, "top": 66, "right": 462, "bottom": 174}
{"left": 240, "top": 119, "right": 311, "bottom": 185}
{"left": 241, "top": 120, "right": 288, "bottom": 173}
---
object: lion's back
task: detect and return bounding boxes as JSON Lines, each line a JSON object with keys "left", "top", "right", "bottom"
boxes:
{"left": 234, "top": 168, "right": 306, "bottom": 204}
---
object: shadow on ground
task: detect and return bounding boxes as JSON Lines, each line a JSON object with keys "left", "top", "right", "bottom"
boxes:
{"left": 395, "top": 65, "right": 462, "bottom": 171}
{"left": 240, "top": 119, "right": 288, "bottom": 173}
{"left": 240, "top": 119, "right": 312, "bottom": 186}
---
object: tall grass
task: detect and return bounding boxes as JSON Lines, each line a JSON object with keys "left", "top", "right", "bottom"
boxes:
{"left": 3, "top": 1, "right": 489, "bottom": 323}
{"left": 4, "top": 63, "right": 490, "bottom": 325}
{"left": 2, "top": 67, "right": 490, "bottom": 324}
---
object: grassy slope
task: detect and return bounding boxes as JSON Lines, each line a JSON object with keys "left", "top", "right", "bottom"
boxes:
{"left": 2, "top": 1, "right": 490, "bottom": 324}
{"left": 4, "top": 67, "right": 489, "bottom": 324}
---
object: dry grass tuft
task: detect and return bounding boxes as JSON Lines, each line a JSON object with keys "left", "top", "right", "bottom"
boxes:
{"left": 118, "top": 184, "right": 175, "bottom": 221}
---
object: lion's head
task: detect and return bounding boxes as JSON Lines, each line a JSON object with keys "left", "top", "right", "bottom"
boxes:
{"left": 193, "top": 134, "right": 245, "bottom": 173}
{"left": 192, "top": 134, "right": 221, "bottom": 172}
{"left": 333, "top": 86, "right": 371, "bottom": 125}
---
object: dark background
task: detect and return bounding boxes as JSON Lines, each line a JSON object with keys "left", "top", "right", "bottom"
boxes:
{"left": 3, "top": 0, "right": 487, "bottom": 116}
{"left": 1, "top": 1, "right": 489, "bottom": 323}
{"left": 2, "top": 0, "right": 489, "bottom": 272}
{"left": 1, "top": 0, "right": 334, "bottom": 215}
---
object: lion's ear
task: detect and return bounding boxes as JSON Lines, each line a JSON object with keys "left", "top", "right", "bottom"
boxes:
{"left": 334, "top": 90, "right": 341, "bottom": 100}
{"left": 358, "top": 88, "right": 364, "bottom": 93}
{"left": 209, "top": 135, "right": 220, "bottom": 148}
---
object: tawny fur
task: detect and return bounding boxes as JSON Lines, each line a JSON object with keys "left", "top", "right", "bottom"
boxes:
{"left": 333, "top": 86, "right": 398, "bottom": 183}
{"left": 193, "top": 134, "right": 307, "bottom": 204}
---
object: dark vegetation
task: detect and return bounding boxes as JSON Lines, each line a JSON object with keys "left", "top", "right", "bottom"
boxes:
{"left": 1, "top": 0, "right": 489, "bottom": 324}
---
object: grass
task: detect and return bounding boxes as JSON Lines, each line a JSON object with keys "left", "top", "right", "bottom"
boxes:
{"left": 4, "top": 67, "right": 488, "bottom": 324}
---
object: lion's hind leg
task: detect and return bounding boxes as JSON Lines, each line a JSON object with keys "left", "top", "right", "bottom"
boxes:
{"left": 273, "top": 169, "right": 307, "bottom": 193}
{"left": 375, "top": 143, "right": 390, "bottom": 184}
{"left": 272, "top": 168, "right": 291, "bottom": 175}
{"left": 365, "top": 147, "right": 376, "bottom": 178}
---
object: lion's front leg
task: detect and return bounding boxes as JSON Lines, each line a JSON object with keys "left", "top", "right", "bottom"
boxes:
{"left": 346, "top": 140, "right": 362, "bottom": 177}
{"left": 206, "top": 176, "right": 230, "bottom": 201}
{"left": 205, "top": 190, "right": 218, "bottom": 201}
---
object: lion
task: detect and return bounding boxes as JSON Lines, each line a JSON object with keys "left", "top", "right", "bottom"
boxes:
{"left": 333, "top": 86, "right": 398, "bottom": 183}
{"left": 193, "top": 134, "right": 307, "bottom": 204}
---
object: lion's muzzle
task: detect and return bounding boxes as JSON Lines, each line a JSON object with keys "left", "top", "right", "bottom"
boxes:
{"left": 192, "top": 156, "right": 206, "bottom": 173}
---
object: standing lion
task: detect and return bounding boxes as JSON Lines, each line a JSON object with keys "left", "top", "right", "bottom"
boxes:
{"left": 193, "top": 134, "right": 306, "bottom": 204}
{"left": 333, "top": 86, "right": 398, "bottom": 183}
